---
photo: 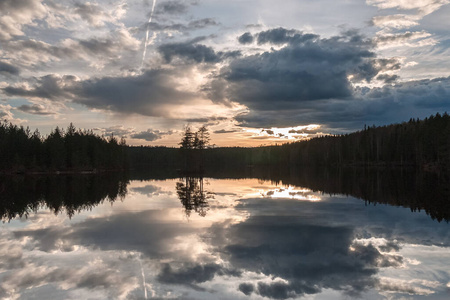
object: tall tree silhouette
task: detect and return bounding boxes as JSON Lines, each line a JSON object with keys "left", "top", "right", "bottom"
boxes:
{"left": 176, "top": 176, "right": 213, "bottom": 217}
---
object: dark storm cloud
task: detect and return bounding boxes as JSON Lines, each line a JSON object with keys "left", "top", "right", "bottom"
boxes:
{"left": 17, "top": 104, "right": 55, "bottom": 115}
{"left": 214, "top": 28, "right": 450, "bottom": 129}
{"left": 232, "top": 87, "right": 430, "bottom": 130}
{"left": 0, "top": 61, "right": 20, "bottom": 75}
{"left": 256, "top": 27, "right": 319, "bottom": 45}
{"left": 238, "top": 283, "right": 255, "bottom": 296}
{"left": 209, "top": 29, "right": 379, "bottom": 112}
{"left": 257, "top": 281, "right": 319, "bottom": 299}
{"left": 158, "top": 40, "right": 241, "bottom": 64}
{"left": 237, "top": 32, "right": 254, "bottom": 44}
{"left": 131, "top": 129, "right": 174, "bottom": 141}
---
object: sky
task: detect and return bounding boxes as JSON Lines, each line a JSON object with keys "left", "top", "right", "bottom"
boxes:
{"left": 1, "top": 0, "right": 450, "bottom": 146}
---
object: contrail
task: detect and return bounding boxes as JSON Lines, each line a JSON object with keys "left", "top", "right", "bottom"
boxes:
{"left": 141, "top": 0, "right": 157, "bottom": 68}
{"left": 138, "top": 259, "right": 148, "bottom": 299}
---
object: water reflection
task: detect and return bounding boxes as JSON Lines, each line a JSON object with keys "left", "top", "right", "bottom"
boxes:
{"left": 176, "top": 176, "right": 214, "bottom": 217}
{"left": 1, "top": 167, "right": 449, "bottom": 222}
{"left": 0, "top": 168, "right": 449, "bottom": 299}
{"left": 0, "top": 173, "right": 128, "bottom": 221}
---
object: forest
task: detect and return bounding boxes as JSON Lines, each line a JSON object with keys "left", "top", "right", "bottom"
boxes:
{"left": 1, "top": 112, "right": 450, "bottom": 173}
{"left": 129, "top": 112, "right": 450, "bottom": 171}
{"left": 0, "top": 121, "right": 127, "bottom": 173}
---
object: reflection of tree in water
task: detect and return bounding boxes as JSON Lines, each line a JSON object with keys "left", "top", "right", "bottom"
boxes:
{"left": 0, "top": 173, "right": 129, "bottom": 221}
{"left": 176, "top": 177, "right": 214, "bottom": 217}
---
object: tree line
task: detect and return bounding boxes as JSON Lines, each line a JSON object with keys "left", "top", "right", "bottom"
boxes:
{"left": 2, "top": 112, "right": 450, "bottom": 173}
{"left": 244, "top": 112, "right": 450, "bottom": 169}
{"left": 0, "top": 121, "right": 127, "bottom": 173}
{"left": 128, "top": 112, "right": 450, "bottom": 172}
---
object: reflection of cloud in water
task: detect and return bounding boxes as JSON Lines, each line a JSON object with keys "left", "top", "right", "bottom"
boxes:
{"left": 262, "top": 186, "right": 321, "bottom": 201}
{"left": 1, "top": 178, "right": 450, "bottom": 299}
{"left": 131, "top": 184, "right": 171, "bottom": 196}
{"left": 207, "top": 215, "right": 389, "bottom": 298}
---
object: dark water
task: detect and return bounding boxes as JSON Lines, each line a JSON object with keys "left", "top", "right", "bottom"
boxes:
{"left": 0, "top": 168, "right": 449, "bottom": 299}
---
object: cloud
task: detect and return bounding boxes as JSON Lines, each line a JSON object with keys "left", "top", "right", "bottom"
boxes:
{"left": 131, "top": 129, "right": 174, "bottom": 141}
{"left": 211, "top": 213, "right": 384, "bottom": 298}
{"left": 131, "top": 184, "right": 163, "bottom": 196}
{"left": 235, "top": 75, "right": 450, "bottom": 129}
{"left": 0, "top": 245, "right": 138, "bottom": 299}
{"left": 158, "top": 40, "right": 241, "bottom": 64}
{"left": 17, "top": 104, "right": 55, "bottom": 115}
{"left": 214, "top": 129, "right": 238, "bottom": 134}
{"left": 94, "top": 125, "right": 135, "bottom": 137}
{"left": 156, "top": 0, "right": 191, "bottom": 15}
{"left": 184, "top": 116, "right": 227, "bottom": 123}
{"left": 201, "top": 27, "right": 450, "bottom": 129}
{"left": 0, "top": 104, "right": 18, "bottom": 122}
{"left": 14, "top": 210, "right": 197, "bottom": 258}
{"left": 3, "top": 74, "right": 75, "bottom": 101}
{"left": 376, "top": 74, "right": 399, "bottom": 83}
{"left": 73, "top": 2, "right": 108, "bottom": 27}
{"left": 370, "top": 14, "right": 420, "bottom": 29}
{"left": 71, "top": 69, "right": 195, "bottom": 116}
{"left": 366, "top": 0, "right": 450, "bottom": 15}
{"left": 3, "top": 69, "right": 199, "bottom": 117}
{"left": 203, "top": 196, "right": 437, "bottom": 299}
{"left": 2, "top": 28, "right": 140, "bottom": 68}
{"left": 0, "top": 0, "right": 47, "bottom": 40}
{"left": 158, "top": 263, "right": 220, "bottom": 286}
{"left": 367, "top": 0, "right": 450, "bottom": 29}
{"left": 145, "top": 18, "right": 219, "bottom": 34}
{"left": 157, "top": 262, "right": 241, "bottom": 290}
{"left": 208, "top": 29, "right": 377, "bottom": 111}
{"left": 256, "top": 27, "right": 319, "bottom": 45}
{"left": 237, "top": 32, "right": 254, "bottom": 44}
{"left": 188, "top": 18, "right": 219, "bottom": 29}
{"left": 238, "top": 283, "right": 255, "bottom": 296}
{"left": 0, "top": 61, "right": 20, "bottom": 75}
{"left": 351, "top": 58, "right": 401, "bottom": 83}
{"left": 374, "top": 31, "right": 433, "bottom": 47}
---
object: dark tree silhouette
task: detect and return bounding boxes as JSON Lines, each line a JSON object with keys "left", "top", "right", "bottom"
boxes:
{"left": 0, "top": 121, "right": 128, "bottom": 173}
{"left": 176, "top": 176, "right": 213, "bottom": 217}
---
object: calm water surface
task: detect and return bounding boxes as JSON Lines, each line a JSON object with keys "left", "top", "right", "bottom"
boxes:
{"left": 0, "top": 170, "right": 449, "bottom": 299}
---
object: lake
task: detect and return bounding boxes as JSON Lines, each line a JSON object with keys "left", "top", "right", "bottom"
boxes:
{"left": 1, "top": 168, "right": 449, "bottom": 299}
